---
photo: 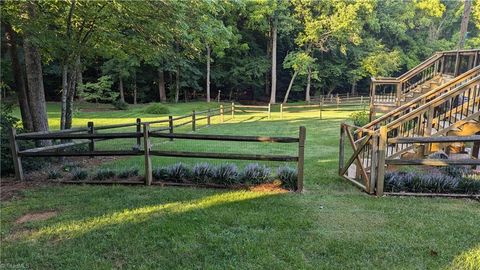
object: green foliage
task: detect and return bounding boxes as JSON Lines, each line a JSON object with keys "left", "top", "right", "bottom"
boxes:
{"left": 153, "top": 167, "right": 169, "bottom": 180}
{"left": 441, "top": 166, "right": 470, "bottom": 178}
{"left": 62, "top": 162, "right": 80, "bottom": 173}
{"left": 165, "top": 163, "right": 191, "bottom": 183}
{"left": 212, "top": 163, "right": 239, "bottom": 185}
{"left": 384, "top": 171, "right": 480, "bottom": 194}
{"left": 47, "top": 169, "right": 62, "bottom": 180}
{"left": 349, "top": 111, "right": 369, "bottom": 127}
{"left": 0, "top": 103, "right": 19, "bottom": 177}
{"left": 71, "top": 169, "right": 88, "bottom": 181}
{"left": 118, "top": 167, "right": 139, "bottom": 179}
{"left": 78, "top": 76, "right": 117, "bottom": 104}
{"left": 94, "top": 168, "right": 116, "bottom": 181}
{"left": 144, "top": 103, "right": 170, "bottom": 114}
{"left": 191, "top": 163, "right": 215, "bottom": 184}
{"left": 276, "top": 166, "right": 297, "bottom": 190}
{"left": 239, "top": 163, "right": 272, "bottom": 185}
{"left": 113, "top": 100, "right": 129, "bottom": 110}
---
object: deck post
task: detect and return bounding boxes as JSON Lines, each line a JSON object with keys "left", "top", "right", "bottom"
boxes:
{"left": 376, "top": 126, "right": 387, "bottom": 196}
{"left": 9, "top": 127, "right": 24, "bottom": 181}
{"left": 143, "top": 123, "right": 152, "bottom": 185}
{"left": 297, "top": 126, "right": 306, "bottom": 192}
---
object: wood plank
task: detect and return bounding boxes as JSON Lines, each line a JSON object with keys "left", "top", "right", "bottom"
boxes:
{"left": 385, "top": 159, "right": 480, "bottom": 166}
{"left": 150, "top": 150, "right": 298, "bottom": 161}
{"left": 9, "top": 128, "right": 24, "bottom": 181}
{"left": 149, "top": 132, "right": 299, "bottom": 143}
{"left": 143, "top": 123, "right": 152, "bottom": 185}
{"left": 388, "top": 135, "right": 480, "bottom": 144}
{"left": 344, "top": 126, "right": 370, "bottom": 190}
{"left": 340, "top": 133, "right": 372, "bottom": 176}
{"left": 18, "top": 150, "right": 143, "bottom": 157}
{"left": 16, "top": 132, "right": 141, "bottom": 140}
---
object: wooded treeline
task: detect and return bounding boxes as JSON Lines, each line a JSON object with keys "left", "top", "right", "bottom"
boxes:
{"left": 1, "top": 0, "right": 479, "bottom": 134}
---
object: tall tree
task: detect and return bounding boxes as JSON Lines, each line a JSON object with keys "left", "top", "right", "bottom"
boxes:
{"left": 3, "top": 23, "right": 33, "bottom": 131}
{"left": 459, "top": 0, "right": 472, "bottom": 48}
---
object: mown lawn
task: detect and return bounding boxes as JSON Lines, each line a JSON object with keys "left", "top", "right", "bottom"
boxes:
{"left": 2, "top": 102, "right": 479, "bottom": 269}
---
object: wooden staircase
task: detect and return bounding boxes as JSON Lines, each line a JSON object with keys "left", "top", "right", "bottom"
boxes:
{"left": 339, "top": 49, "right": 480, "bottom": 194}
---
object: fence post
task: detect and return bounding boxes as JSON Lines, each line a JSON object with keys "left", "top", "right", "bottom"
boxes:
{"left": 297, "top": 126, "right": 306, "bottom": 192}
{"left": 376, "top": 126, "right": 387, "bottom": 196}
{"left": 136, "top": 118, "right": 142, "bottom": 147}
{"left": 336, "top": 94, "right": 340, "bottom": 109}
{"left": 168, "top": 116, "right": 173, "bottom": 141}
{"left": 9, "top": 127, "right": 24, "bottom": 181}
{"left": 231, "top": 102, "right": 235, "bottom": 119}
{"left": 319, "top": 100, "right": 323, "bottom": 120}
{"left": 207, "top": 109, "right": 211, "bottom": 126}
{"left": 217, "top": 90, "right": 221, "bottom": 103}
{"left": 220, "top": 105, "right": 224, "bottom": 123}
{"left": 268, "top": 103, "right": 271, "bottom": 119}
{"left": 338, "top": 124, "right": 345, "bottom": 174}
{"left": 143, "top": 123, "right": 152, "bottom": 186}
{"left": 88, "top": 121, "right": 95, "bottom": 158}
{"left": 192, "top": 110, "right": 196, "bottom": 131}
{"left": 280, "top": 103, "right": 283, "bottom": 119}
{"left": 360, "top": 96, "right": 363, "bottom": 104}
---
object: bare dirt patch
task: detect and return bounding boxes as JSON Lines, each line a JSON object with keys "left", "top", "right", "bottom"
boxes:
{"left": 249, "top": 182, "right": 288, "bottom": 193}
{"left": 15, "top": 211, "right": 57, "bottom": 224}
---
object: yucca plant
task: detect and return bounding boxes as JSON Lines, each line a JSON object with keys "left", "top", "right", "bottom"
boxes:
{"left": 94, "top": 168, "right": 116, "bottom": 180}
{"left": 71, "top": 169, "right": 88, "bottom": 180}
{"left": 192, "top": 163, "right": 215, "bottom": 184}
{"left": 212, "top": 163, "right": 239, "bottom": 185}
{"left": 441, "top": 165, "right": 470, "bottom": 178}
{"left": 62, "top": 162, "right": 79, "bottom": 172}
{"left": 457, "top": 177, "right": 480, "bottom": 194}
{"left": 118, "top": 167, "right": 139, "bottom": 179}
{"left": 47, "top": 169, "right": 62, "bottom": 180}
{"left": 276, "top": 166, "right": 297, "bottom": 190}
{"left": 239, "top": 163, "right": 272, "bottom": 185}
{"left": 165, "top": 163, "right": 191, "bottom": 183}
{"left": 153, "top": 166, "right": 169, "bottom": 181}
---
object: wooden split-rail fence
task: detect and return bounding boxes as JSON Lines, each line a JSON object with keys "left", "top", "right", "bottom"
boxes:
{"left": 9, "top": 106, "right": 306, "bottom": 191}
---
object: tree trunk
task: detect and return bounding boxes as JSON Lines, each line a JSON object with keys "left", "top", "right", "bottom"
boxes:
{"left": 133, "top": 72, "right": 137, "bottom": 105}
{"left": 206, "top": 44, "right": 211, "bottom": 102}
{"left": 265, "top": 36, "right": 272, "bottom": 95}
{"left": 158, "top": 68, "right": 166, "bottom": 102}
{"left": 119, "top": 76, "right": 125, "bottom": 102}
{"left": 283, "top": 71, "right": 298, "bottom": 104}
{"left": 458, "top": 0, "right": 472, "bottom": 49}
{"left": 175, "top": 67, "right": 180, "bottom": 103}
{"left": 269, "top": 16, "right": 277, "bottom": 104}
{"left": 23, "top": 37, "right": 50, "bottom": 145}
{"left": 351, "top": 81, "right": 357, "bottom": 95}
{"left": 4, "top": 23, "right": 33, "bottom": 131}
{"left": 305, "top": 67, "right": 312, "bottom": 102}
{"left": 64, "top": 67, "right": 77, "bottom": 130}
{"left": 60, "top": 64, "right": 68, "bottom": 130}
{"left": 76, "top": 58, "right": 84, "bottom": 101}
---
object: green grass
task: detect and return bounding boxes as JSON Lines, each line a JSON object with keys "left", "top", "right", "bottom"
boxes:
{"left": 2, "top": 102, "right": 479, "bottom": 269}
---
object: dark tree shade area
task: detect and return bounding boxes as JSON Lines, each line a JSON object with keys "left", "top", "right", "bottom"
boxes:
{"left": 1, "top": 0, "right": 479, "bottom": 132}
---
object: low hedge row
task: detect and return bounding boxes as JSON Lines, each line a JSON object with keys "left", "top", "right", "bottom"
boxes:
{"left": 54, "top": 163, "right": 298, "bottom": 190}
{"left": 384, "top": 167, "right": 480, "bottom": 194}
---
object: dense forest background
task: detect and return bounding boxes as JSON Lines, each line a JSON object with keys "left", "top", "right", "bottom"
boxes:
{"left": 1, "top": 0, "right": 479, "bottom": 133}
